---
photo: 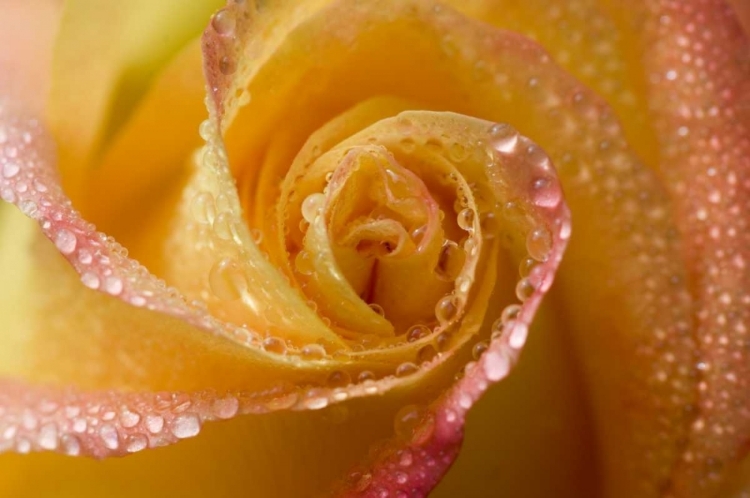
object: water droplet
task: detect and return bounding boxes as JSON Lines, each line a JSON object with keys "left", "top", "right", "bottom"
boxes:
{"left": 99, "top": 424, "right": 119, "bottom": 450}
{"left": 171, "top": 414, "right": 201, "bottom": 439}
{"left": 219, "top": 56, "right": 236, "bottom": 75}
{"left": 303, "top": 390, "right": 329, "bottom": 410}
{"left": 472, "top": 341, "right": 488, "bottom": 360}
{"left": 395, "top": 362, "right": 419, "bottom": 377}
{"left": 435, "top": 294, "right": 459, "bottom": 325}
{"left": 358, "top": 371, "right": 375, "bottom": 382}
{"left": 145, "top": 414, "right": 164, "bottom": 434}
{"left": 19, "top": 200, "right": 37, "bottom": 217}
{"left": 368, "top": 303, "right": 385, "bottom": 317}
{"left": 394, "top": 404, "right": 425, "bottom": 440}
{"left": 119, "top": 410, "right": 140, "bottom": 428}
{"left": 198, "top": 120, "right": 213, "bottom": 141}
{"left": 488, "top": 124, "right": 519, "bottom": 153}
{"left": 301, "top": 193, "right": 326, "bottom": 223}
{"left": 515, "top": 278, "right": 535, "bottom": 301}
{"left": 301, "top": 343, "right": 327, "bottom": 359}
{"left": 509, "top": 323, "right": 529, "bottom": 349}
{"left": 484, "top": 350, "right": 511, "bottom": 381}
{"left": 81, "top": 272, "right": 100, "bottom": 289}
{"left": 212, "top": 397, "right": 239, "bottom": 419}
{"left": 406, "top": 324, "right": 430, "bottom": 342}
{"left": 209, "top": 258, "right": 247, "bottom": 301}
{"left": 61, "top": 434, "right": 80, "bottom": 456}
{"left": 126, "top": 434, "right": 148, "bottom": 453}
{"left": 38, "top": 422, "right": 58, "bottom": 450}
{"left": 104, "top": 276, "right": 123, "bottom": 296}
{"left": 2, "top": 162, "right": 19, "bottom": 178}
{"left": 526, "top": 227, "right": 552, "bottom": 262}
{"left": 531, "top": 176, "right": 562, "bottom": 208}
{"left": 211, "top": 8, "right": 236, "bottom": 35}
{"left": 435, "top": 241, "right": 465, "bottom": 281}
{"left": 54, "top": 229, "right": 77, "bottom": 255}
{"left": 262, "top": 337, "right": 287, "bottom": 355}
{"left": 327, "top": 370, "right": 351, "bottom": 388}
{"left": 457, "top": 208, "right": 475, "bottom": 231}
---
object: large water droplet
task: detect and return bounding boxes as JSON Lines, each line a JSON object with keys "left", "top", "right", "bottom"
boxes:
{"left": 211, "top": 8, "right": 236, "bottom": 35}
{"left": 488, "top": 124, "right": 519, "bottom": 153}
{"left": 526, "top": 227, "right": 552, "bottom": 262}
{"left": 435, "top": 241, "right": 465, "bottom": 281}
{"left": 54, "top": 229, "right": 77, "bottom": 255}
{"left": 171, "top": 414, "right": 201, "bottom": 439}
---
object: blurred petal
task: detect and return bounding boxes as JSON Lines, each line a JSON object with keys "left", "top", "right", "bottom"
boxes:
{"left": 48, "top": 0, "right": 223, "bottom": 202}
{"left": 639, "top": 0, "right": 750, "bottom": 494}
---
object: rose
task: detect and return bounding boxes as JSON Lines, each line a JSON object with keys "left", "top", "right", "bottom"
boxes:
{"left": 0, "top": 1, "right": 749, "bottom": 497}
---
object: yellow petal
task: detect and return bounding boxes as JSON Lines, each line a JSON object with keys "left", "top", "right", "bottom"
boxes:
{"left": 48, "top": 0, "right": 224, "bottom": 204}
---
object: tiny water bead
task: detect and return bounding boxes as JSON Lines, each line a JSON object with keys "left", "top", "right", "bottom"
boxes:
{"left": 406, "top": 324, "right": 431, "bottom": 342}
{"left": 515, "top": 278, "right": 536, "bottom": 302}
{"left": 456, "top": 208, "right": 475, "bottom": 231}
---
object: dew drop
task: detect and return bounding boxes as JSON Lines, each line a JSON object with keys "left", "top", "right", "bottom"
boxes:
{"left": 327, "top": 370, "right": 352, "bottom": 388}
{"left": 301, "top": 343, "right": 327, "bottom": 359}
{"left": 515, "top": 278, "right": 536, "bottom": 302}
{"left": 395, "top": 362, "right": 419, "bottom": 377}
{"left": 526, "top": 227, "right": 552, "bottom": 262}
{"left": 301, "top": 193, "right": 326, "bottom": 223}
{"left": 212, "top": 397, "right": 239, "bottom": 419}
{"left": 145, "top": 414, "right": 164, "bottom": 434}
{"left": 38, "top": 422, "right": 58, "bottom": 450}
{"left": 54, "top": 229, "right": 77, "bottom": 255}
{"left": 171, "top": 414, "right": 201, "bottom": 439}
{"left": 119, "top": 409, "right": 140, "bottom": 428}
{"left": 99, "top": 424, "right": 119, "bottom": 450}
{"left": 531, "top": 176, "right": 562, "bottom": 208}
{"left": 81, "top": 272, "right": 100, "bottom": 290}
{"left": 435, "top": 294, "right": 459, "bottom": 325}
{"left": 2, "top": 162, "right": 19, "bottom": 178}
{"left": 406, "top": 324, "right": 430, "bottom": 342}
{"left": 104, "top": 276, "right": 123, "bottom": 296}
{"left": 368, "top": 303, "right": 385, "bottom": 317}
{"left": 126, "top": 434, "right": 148, "bottom": 453}
{"left": 488, "top": 123, "right": 519, "bottom": 153}
{"left": 484, "top": 350, "right": 511, "bottom": 381}
{"left": 509, "top": 323, "right": 529, "bottom": 349}
{"left": 211, "top": 8, "right": 236, "bottom": 35}
{"left": 209, "top": 258, "right": 247, "bottom": 301}
{"left": 435, "top": 241, "right": 465, "bottom": 281}
{"left": 472, "top": 341, "right": 488, "bottom": 360}
{"left": 457, "top": 208, "right": 475, "bottom": 231}
{"left": 219, "top": 56, "right": 236, "bottom": 76}
{"left": 60, "top": 434, "right": 80, "bottom": 456}
{"left": 262, "top": 337, "right": 287, "bottom": 355}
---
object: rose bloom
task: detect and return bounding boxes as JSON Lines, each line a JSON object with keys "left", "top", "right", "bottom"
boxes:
{"left": 0, "top": 0, "right": 749, "bottom": 496}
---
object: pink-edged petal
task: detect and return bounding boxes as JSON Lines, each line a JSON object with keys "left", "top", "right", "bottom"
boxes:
{"left": 641, "top": 0, "right": 750, "bottom": 493}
